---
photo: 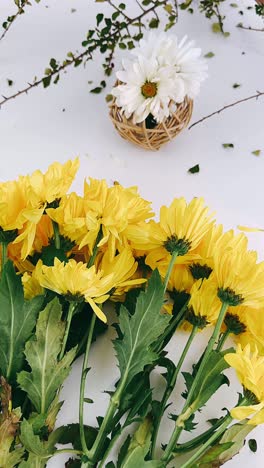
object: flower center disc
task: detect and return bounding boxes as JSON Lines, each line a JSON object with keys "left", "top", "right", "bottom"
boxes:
{"left": 141, "top": 81, "right": 157, "bottom": 98}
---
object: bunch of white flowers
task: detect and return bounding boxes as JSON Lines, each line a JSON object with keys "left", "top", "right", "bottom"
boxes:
{"left": 112, "top": 33, "right": 208, "bottom": 124}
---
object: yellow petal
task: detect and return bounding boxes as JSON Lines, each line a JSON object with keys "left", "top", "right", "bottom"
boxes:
{"left": 85, "top": 297, "right": 107, "bottom": 323}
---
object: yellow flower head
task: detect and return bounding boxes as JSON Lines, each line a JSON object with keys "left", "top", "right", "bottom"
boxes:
{"left": 26, "top": 158, "right": 79, "bottom": 206}
{"left": 81, "top": 180, "right": 153, "bottom": 258}
{"left": 34, "top": 258, "right": 115, "bottom": 322}
{"left": 186, "top": 278, "right": 222, "bottom": 328}
{"left": 225, "top": 344, "right": 264, "bottom": 425}
{"left": 0, "top": 178, "right": 28, "bottom": 232}
{"left": 127, "top": 198, "right": 214, "bottom": 258}
{"left": 0, "top": 159, "right": 79, "bottom": 260}
{"left": 213, "top": 247, "right": 264, "bottom": 308}
{"left": 22, "top": 271, "right": 44, "bottom": 300}
{"left": 98, "top": 249, "right": 146, "bottom": 301}
{"left": 189, "top": 224, "right": 224, "bottom": 280}
{"left": 47, "top": 193, "right": 86, "bottom": 246}
{"left": 229, "top": 307, "right": 264, "bottom": 356}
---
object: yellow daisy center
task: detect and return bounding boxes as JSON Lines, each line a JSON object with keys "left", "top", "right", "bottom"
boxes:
{"left": 141, "top": 81, "right": 158, "bottom": 98}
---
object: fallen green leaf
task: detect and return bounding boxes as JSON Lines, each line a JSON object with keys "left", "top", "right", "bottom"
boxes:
{"left": 204, "top": 52, "right": 215, "bottom": 58}
{"left": 248, "top": 438, "right": 257, "bottom": 453}
{"left": 188, "top": 164, "right": 200, "bottom": 174}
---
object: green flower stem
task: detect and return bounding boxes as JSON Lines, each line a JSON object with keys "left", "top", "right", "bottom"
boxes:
{"left": 179, "top": 397, "right": 248, "bottom": 468}
{"left": 97, "top": 425, "right": 124, "bottom": 468}
{"left": 86, "top": 376, "right": 126, "bottom": 465}
{"left": 163, "top": 251, "right": 178, "bottom": 294}
{"left": 161, "top": 301, "right": 229, "bottom": 463}
{"left": 151, "top": 325, "right": 197, "bottom": 457}
{"left": 79, "top": 312, "right": 97, "bottom": 456}
{"left": 155, "top": 301, "right": 189, "bottom": 353}
{"left": 52, "top": 220, "right": 61, "bottom": 250}
{"left": 180, "top": 414, "right": 233, "bottom": 468}
{"left": 216, "top": 329, "right": 230, "bottom": 351}
{"left": 1, "top": 242, "right": 8, "bottom": 268}
{"left": 173, "top": 416, "right": 227, "bottom": 454}
{"left": 59, "top": 301, "right": 78, "bottom": 361}
{"left": 54, "top": 448, "right": 82, "bottom": 456}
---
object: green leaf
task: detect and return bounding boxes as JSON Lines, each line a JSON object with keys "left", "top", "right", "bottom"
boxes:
{"left": 2, "top": 448, "right": 24, "bottom": 468}
{"left": 194, "top": 442, "right": 233, "bottom": 466}
{"left": 252, "top": 150, "right": 261, "bottom": 156}
{"left": 57, "top": 423, "right": 110, "bottom": 452}
{"left": 19, "top": 453, "right": 46, "bottom": 468}
{"left": 180, "top": 0, "right": 193, "bottom": 10}
{"left": 114, "top": 270, "right": 171, "bottom": 388}
{"left": 0, "top": 406, "right": 22, "bottom": 467}
{"left": 189, "top": 349, "right": 232, "bottom": 412}
{"left": 188, "top": 164, "right": 200, "bottom": 174}
{"left": 20, "top": 419, "right": 64, "bottom": 458}
{"left": 96, "top": 13, "right": 104, "bottom": 26}
{"left": 42, "top": 76, "right": 52, "bottom": 88}
{"left": 0, "top": 261, "right": 44, "bottom": 382}
{"left": 222, "top": 143, "right": 234, "bottom": 148}
{"left": 149, "top": 18, "right": 159, "bottom": 28}
{"left": 248, "top": 438, "right": 257, "bottom": 453}
{"left": 204, "top": 52, "right": 214, "bottom": 58}
{"left": 121, "top": 417, "right": 164, "bottom": 467}
{"left": 230, "top": 3, "right": 238, "bottom": 7}
{"left": 17, "top": 298, "right": 76, "bottom": 414}
{"left": 218, "top": 422, "right": 253, "bottom": 463}
{"left": 212, "top": 22, "right": 222, "bottom": 33}
{"left": 90, "top": 86, "right": 103, "bottom": 94}
{"left": 233, "top": 83, "right": 241, "bottom": 88}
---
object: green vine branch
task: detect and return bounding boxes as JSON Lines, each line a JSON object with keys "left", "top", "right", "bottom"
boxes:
{"left": 0, "top": 0, "right": 178, "bottom": 108}
{"left": 189, "top": 90, "right": 264, "bottom": 130}
{"left": 0, "top": 0, "right": 33, "bottom": 43}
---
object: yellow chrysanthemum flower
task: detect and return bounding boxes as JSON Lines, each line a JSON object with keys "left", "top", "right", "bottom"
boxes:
{"left": 158, "top": 263, "right": 194, "bottom": 294}
{"left": 34, "top": 258, "right": 115, "bottom": 322}
{"left": 0, "top": 159, "right": 79, "bottom": 260}
{"left": 22, "top": 271, "right": 44, "bottom": 300}
{"left": 47, "top": 193, "right": 87, "bottom": 246}
{"left": 212, "top": 248, "right": 264, "bottom": 308}
{"left": 225, "top": 344, "right": 264, "bottom": 425}
{"left": 186, "top": 278, "right": 222, "bottom": 328}
{"left": 84, "top": 181, "right": 153, "bottom": 258}
{"left": 225, "top": 306, "right": 264, "bottom": 355}
{"left": 98, "top": 249, "right": 146, "bottom": 301}
{"left": 0, "top": 178, "right": 28, "bottom": 232}
{"left": 25, "top": 158, "right": 80, "bottom": 206}
{"left": 127, "top": 198, "right": 214, "bottom": 259}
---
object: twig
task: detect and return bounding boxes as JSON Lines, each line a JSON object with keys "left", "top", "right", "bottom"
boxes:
{"left": 0, "top": 50, "right": 92, "bottom": 108}
{"left": 0, "top": 1, "right": 30, "bottom": 43}
{"left": 0, "top": 0, "right": 169, "bottom": 108}
{"left": 189, "top": 91, "right": 264, "bottom": 130}
{"left": 237, "top": 24, "right": 264, "bottom": 32}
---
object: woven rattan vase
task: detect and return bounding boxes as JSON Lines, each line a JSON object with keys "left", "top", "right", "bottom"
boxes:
{"left": 109, "top": 96, "right": 193, "bottom": 151}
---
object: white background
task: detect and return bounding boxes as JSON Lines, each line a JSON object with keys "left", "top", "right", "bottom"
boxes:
{"left": 0, "top": 0, "right": 264, "bottom": 466}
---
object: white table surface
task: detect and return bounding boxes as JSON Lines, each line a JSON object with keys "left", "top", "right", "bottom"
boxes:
{"left": 1, "top": 0, "right": 264, "bottom": 467}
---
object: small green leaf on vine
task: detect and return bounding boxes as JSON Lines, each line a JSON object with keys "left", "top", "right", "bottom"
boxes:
{"left": 90, "top": 87, "right": 103, "bottom": 94}
{"left": 149, "top": 18, "right": 159, "bottom": 28}
{"left": 105, "top": 94, "right": 113, "bottom": 103}
{"left": 252, "top": 150, "right": 261, "bottom": 156}
{"left": 222, "top": 143, "right": 234, "bottom": 149}
{"left": 233, "top": 83, "right": 241, "bottom": 88}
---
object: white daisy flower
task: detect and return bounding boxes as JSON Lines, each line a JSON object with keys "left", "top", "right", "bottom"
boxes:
{"left": 133, "top": 33, "right": 208, "bottom": 100}
{"left": 112, "top": 56, "right": 178, "bottom": 123}
{"left": 112, "top": 33, "right": 207, "bottom": 124}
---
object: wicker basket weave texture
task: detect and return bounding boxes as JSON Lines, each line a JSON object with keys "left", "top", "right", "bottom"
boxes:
{"left": 109, "top": 96, "right": 193, "bottom": 151}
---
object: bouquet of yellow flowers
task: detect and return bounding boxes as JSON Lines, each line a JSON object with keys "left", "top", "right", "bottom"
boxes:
{"left": 0, "top": 159, "right": 264, "bottom": 468}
